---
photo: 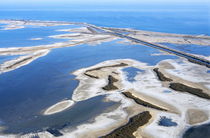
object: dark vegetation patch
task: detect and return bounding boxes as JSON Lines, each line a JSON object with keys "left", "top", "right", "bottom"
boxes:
{"left": 102, "top": 75, "right": 118, "bottom": 91}
{"left": 46, "top": 128, "right": 63, "bottom": 137}
{"left": 123, "top": 92, "right": 167, "bottom": 111}
{"left": 169, "top": 83, "right": 210, "bottom": 99}
{"left": 112, "top": 71, "right": 119, "bottom": 75}
{"left": 84, "top": 72, "right": 99, "bottom": 79}
{"left": 84, "top": 63, "right": 128, "bottom": 79}
{"left": 86, "top": 63, "right": 128, "bottom": 72}
{"left": 101, "top": 111, "right": 152, "bottom": 138}
{"left": 188, "top": 59, "right": 210, "bottom": 68}
{"left": 87, "top": 26, "right": 99, "bottom": 34}
{"left": 153, "top": 68, "right": 210, "bottom": 100}
{"left": 153, "top": 68, "right": 172, "bottom": 82}
{"left": 6, "top": 57, "right": 32, "bottom": 69}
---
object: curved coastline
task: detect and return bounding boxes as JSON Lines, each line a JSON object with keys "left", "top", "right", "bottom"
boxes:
{"left": 65, "top": 58, "right": 210, "bottom": 138}
{"left": 0, "top": 20, "right": 209, "bottom": 138}
{"left": 0, "top": 19, "right": 210, "bottom": 75}
{"left": 0, "top": 58, "right": 209, "bottom": 137}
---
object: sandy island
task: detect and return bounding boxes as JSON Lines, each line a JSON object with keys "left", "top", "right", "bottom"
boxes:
{"left": 43, "top": 100, "right": 75, "bottom": 115}
{"left": 25, "top": 58, "right": 205, "bottom": 138}
{"left": 69, "top": 58, "right": 210, "bottom": 138}
{"left": 0, "top": 20, "right": 210, "bottom": 138}
{"left": 1, "top": 58, "right": 210, "bottom": 138}
{"left": 0, "top": 19, "right": 210, "bottom": 74}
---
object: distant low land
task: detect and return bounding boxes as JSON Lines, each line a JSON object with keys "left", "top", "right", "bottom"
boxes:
{"left": 0, "top": 20, "right": 209, "bottom": 138}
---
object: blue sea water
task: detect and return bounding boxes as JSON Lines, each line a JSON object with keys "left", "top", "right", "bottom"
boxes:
{"left": 161, "top": 43, "right": 210, "bottom": 56}
{"left": 0, "top": 41, "right": 177, "bottom": 134}
{"left": 0, "top": 25, "right": 77, "bottom": 48}
{"left": 0, "top": 5, "right": 209, "bottom": 135}
{"left": 123, "top": 67, "right": 144, "bottom": 82}
{"left": 158, "top": 116, "right": 177, "bottom": 127}
{"left": 0, "top": 55, "right": 19, "bottom": 64}
{"left": 183, "top": 123, "right": 210, "bottom": 138}
{"left": 0, "top": 6, "right": 209, "bottom": 35}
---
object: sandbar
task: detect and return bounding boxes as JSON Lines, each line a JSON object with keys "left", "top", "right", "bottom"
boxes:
{"left": 43, "top": 100, "right": 75, "bottom": 115}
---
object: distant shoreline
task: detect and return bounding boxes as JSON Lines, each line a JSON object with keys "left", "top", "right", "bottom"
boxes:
{"left": 0, "top": 19, "right": 209, "bottom": 138}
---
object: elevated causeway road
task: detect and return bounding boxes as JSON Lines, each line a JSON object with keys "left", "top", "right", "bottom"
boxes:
{"left": 88, "top": 25, "right": 210, "bottom": 68}
{"left": 2, "top": 20, "right": 209, "bottom": 68}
